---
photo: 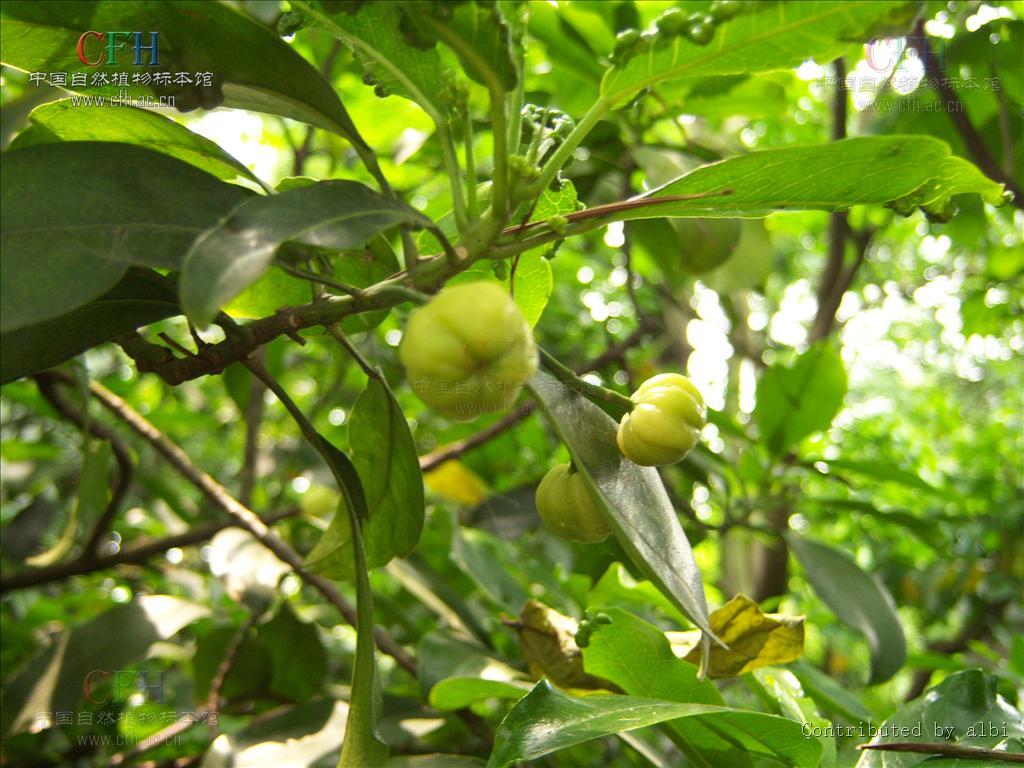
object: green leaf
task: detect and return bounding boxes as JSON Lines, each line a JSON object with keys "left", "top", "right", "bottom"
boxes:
{"left": 27, "top": 439, "right": 112, "bottom": 567}
{"left": 0, "top": 1, "right": 372, "bottom": 153}
{"left": 583, "top": 608, "right": 819, "bottom": 768}
{"left": 224, "top": 268, "right": 314, "bottom": 324}
{"left": 305, "top": 376, "right": 425, "bottom": 580}
{"left": 809, "top": 458, "right": 942, "bottom": 496}
{"left": 587, "top": 562, "right": 689, "bottom": 627}
{"left": 601, "top": 1, "right": 917, "bottom": 106}
{"left": 619, "top": 137, "right": 1008, "bottom": 222}
{"left": 412, "top": 2, "right": 517, "bottom": 92}
{"left": 10, "top": 100, "right": 262, "bottom": 187}
{"left": 488, "top": 680, "right": 720, "bottom": 768}
{"left": 307, "top": 433, "right": 389, "bottom": 767}
{"left": 296, "top": 1, "right": 450, "bottom": 120}
{"left": 487, "top": 679, "right": 820, "bottom": 768}
{"left": 0, "top": 268, "right": 180, "bottom": 385}
{"left": 180, "top": 180, "right": 429, "bottom": 327}
{"left": 754, "top": 345, "right": 847, "bottom": 455}
{"left": 448, "top": 253, "right": 552, "bottom": 329}
{"left": 261, "top": 604, "right": 328, "bottom": 703}
{"left": 856, "top": 670, "right": 1024, "bottom": 767}
{"left": 428, "top": 677, "right": 530, "bottom": 711}
{"left": 672, "top": 594, "right": 805, "bottom": 678}
{"left": 1, "top": 142, "right": 248, "bottom": 333}
{"left": 2, "top": 596, "right": 209, "bottom": 734}
{"left": 527, "top": 371, "right": 716, "bottom": 641}
{"left": 788, "top": 660, "right": 873, "bottom": 722}
{"left": 787, "top": 535, "right": 906, "bottom": 684}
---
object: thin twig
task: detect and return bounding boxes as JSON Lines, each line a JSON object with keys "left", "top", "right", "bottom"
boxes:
{"left": 238, "top": 349, "right": 266, "bottom": 507}
{"left": 857, "top": 742, "right": 1024, "bottom": 762}
{"left": 34, "top": 375, "right": 134, "bottom": 560}
{"left": 206, "top": 611, "right": 261, "bottom": 735}
{"left": 0, "top": 508, "right": 299, "bottom": 593}
{"left": 37, "top": 372, "right": 418, "bottom": 675}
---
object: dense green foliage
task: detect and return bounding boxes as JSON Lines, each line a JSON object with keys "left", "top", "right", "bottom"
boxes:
{"left": 1, "top": 1, "right": 1022, "bottom": 767}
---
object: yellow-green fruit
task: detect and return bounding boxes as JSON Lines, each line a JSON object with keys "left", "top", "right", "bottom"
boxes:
{"left": 535, "top": 463, "right": 611, "bottom": 543}
{"left": 399, "top": 282, "right": 537, "bottom": 420}
{"left": 617, "top": 373, "right": 706, "bottom": 466}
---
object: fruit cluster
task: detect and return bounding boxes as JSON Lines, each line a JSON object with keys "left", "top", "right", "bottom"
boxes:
{"left": 400, "top": 284, "right": 706, "bottom": 543}
{"left": 612, "top": 1, "right": 746, "bottom": 63}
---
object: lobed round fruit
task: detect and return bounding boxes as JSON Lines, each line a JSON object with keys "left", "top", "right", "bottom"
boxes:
{"left": 399, "top": 282, "right": 537, "bottom": 420}
{"left": 535, "top": 463, "right": 611, "bottom": 543}
{"left": 616, "top": 373, "right": 706, "bottom": 466}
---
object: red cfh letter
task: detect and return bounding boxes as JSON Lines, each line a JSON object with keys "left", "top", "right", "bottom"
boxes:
{"left": 77, "top": 31, "right": 104, "bottom": 66}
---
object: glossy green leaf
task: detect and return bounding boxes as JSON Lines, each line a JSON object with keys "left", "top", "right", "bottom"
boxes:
{"left": 0, "top": 268, "right": 180, "bottom": 385}
{"left": 488, "top": 680, "right": 722, "bottom": 768}
{"left": 616, "top": 137, "right": 1007, "bottom": 222}
{"left": 583, "top": 608, "right": 819, "bottom": 768}
{"left": 856, "top": 670, "right": 1024, "bottom": 767}
{"left": 0, "top": 1, "right": 371, "bottom": 152}
{"left": 601, "top": 1, "right": 917, "bottom": 106}
{"left": 527, "top": 370, "right": 715, "bottom": 641}
{"left": 180, "top": 180, "right": 429, "bottom": 326}
{"left": 488, "top": 678, "right": 820, "bottom": 768}
{"left": 2, "top": 596, "right": 209, "bottom": 734}
{"left": 305, "top": 376, "right": 424, "bottom": 581}
{"left": 10, "top": 100, "right": 261, "bottom": 186}
{"left": 306, "top": 433, "right": 388, "bottom": 767}
{"left": 1, "top": 142, "right": 248, "bottom": 333}
{"left": 788, "top": 535, "right": 906, "bottom": 684}
{"left": 754, "top": 345, "right": 847, "bottom": 455}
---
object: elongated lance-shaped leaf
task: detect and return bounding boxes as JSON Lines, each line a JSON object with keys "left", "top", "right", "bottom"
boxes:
{"left": 787, "top": 534, "right": 906, "bottom": 684}
{"left": 181, "top": 180, "right": 431, "bottom": 327}
{"left": 528, "top": 371, "right": 717, "bottom": 643}
{"left": 0, "top": 1, "right": 372, "bottom": 154}
{"left": 548, "top": 136, "right": 1006, "bottom": 229}
{"left": 488, "top": 679, "right": 820, "bottom": 768}
{"left": 601, "top": 1, "right": 918, "bottom": 106}
{"left": 311, "top": 435, "right": 389, "bottom": 767}
{"left": 305, "top": 376, "right": 425, "bottom": 581}
{"left": 1, "top": 142, "right": 249, "bottom": 334}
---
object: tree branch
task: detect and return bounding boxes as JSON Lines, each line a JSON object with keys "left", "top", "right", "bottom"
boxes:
{"left": 29, "top": 372, "right": 418, "bottom": 676}
{"left": 0, "top": 508, "right": 298, "bottom": 593}
{"left": 811, "top": 58, "right": 852, "bottom": 343}
{"left": 914, "top": 21, "right": 1022, "bottom": 208}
